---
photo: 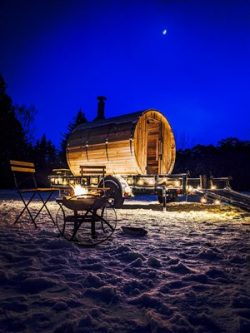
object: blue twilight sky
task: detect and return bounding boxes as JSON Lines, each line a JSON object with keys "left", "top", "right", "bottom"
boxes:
{"left": 0, "top": 0, "right": 249, "bottom": 148}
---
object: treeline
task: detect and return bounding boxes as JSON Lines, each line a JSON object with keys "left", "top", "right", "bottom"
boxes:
{"left": 0, "top": 75, "right": 87, "bottom": 188}
{"left": 174, "top": 138, "right": 250, "bottom": 191}
{"left": 1, "top": 75, "right": 249, "bottom": 190}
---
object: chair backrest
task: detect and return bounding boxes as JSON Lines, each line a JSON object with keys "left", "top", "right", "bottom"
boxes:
{"left": 79, "top": 165, "right": 106, "bottom": 188}
{"left": 10, "top": 160, "right": 37, "bottom": 189}
{"left": 79, "top": 165, "right": 106, "bottom": 177}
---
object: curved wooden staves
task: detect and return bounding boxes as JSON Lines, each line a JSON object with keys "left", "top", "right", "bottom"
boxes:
{"left": 66, "top": 109, "right": 176, "bottom": 176}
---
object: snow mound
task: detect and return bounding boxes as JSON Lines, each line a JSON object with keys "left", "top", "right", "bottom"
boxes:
{"left": 18, "top": 277, "right": 57, "bottom": 293}
{"left": 84, "top": 285, "right": 119, "bottom": 304}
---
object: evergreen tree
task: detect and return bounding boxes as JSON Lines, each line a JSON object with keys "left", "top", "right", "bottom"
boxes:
{"left": 16, "top": 104, "right": 37, "bottom": 144}
{"left": 174, "top": 138, "right": 250, "bottom": 190}
{"left": 0, "top": 75, "right": 30, "bottom": 187}
{"left": 59, "top": 109, "right": 88, "bottom": 167}
{"left": 33, "top": 134, "right": 57, "bottom": 186}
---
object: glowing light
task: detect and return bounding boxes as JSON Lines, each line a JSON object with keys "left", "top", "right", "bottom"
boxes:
{"left": 200, "top": 197, "right": 207, "bottom": 204}
{"left": 214, "top": 199, "right": 221, "bottom": 205}
{"left": 90, "top": 177, "right": 98, "bottom": 185}
{"left": 146, "top": 178, "right": 155, "bottom": 186}
{"left": 124, "top": 186, "right": 132, "bottom": 195}
{"left": 71, "top": 184, "right": 88, "bottom": 196}
{"left": 137, "top": 179, "right": 144, "bottom": 186}
{"left": 57, "top": 177, "right": 62, "bottom": 184}
{"left": 162, "top": 29, "right": 167, "bottom": 35}
{"left": 127, "top": 178, "right": 133, "bottom": 185}
{"left": 211, "top": 185, "right": 217, "bottom": 190}
{"left": 187, "top": 185, "right": 194, "bottom": 193}
{"left": 175, "top": 180, "right": 181, "bottom": 187}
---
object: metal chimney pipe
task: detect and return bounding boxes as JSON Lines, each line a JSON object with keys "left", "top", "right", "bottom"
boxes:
{"left": 96, "top": 96, "right": 106, "bottom": 120}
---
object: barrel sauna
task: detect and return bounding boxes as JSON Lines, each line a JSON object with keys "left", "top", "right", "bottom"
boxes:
{"left": 66, "top": 109, "right": 176, "bottom": 176}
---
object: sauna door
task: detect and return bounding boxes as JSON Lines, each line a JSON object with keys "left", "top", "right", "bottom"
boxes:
{"left": 146, "top": 119, "right": 161, "bottom": 174}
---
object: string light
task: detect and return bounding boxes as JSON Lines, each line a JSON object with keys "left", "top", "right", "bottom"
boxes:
{"left": 200, "top": 197, "right": 207, "bottom": 204}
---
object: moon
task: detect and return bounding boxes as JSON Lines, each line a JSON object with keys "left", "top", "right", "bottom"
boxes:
{"left": 162, "top": 29, "right": 167, "bottom": 35}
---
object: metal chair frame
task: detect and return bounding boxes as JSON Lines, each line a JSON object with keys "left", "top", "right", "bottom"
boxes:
{"left": 10, "top": 160, "right": 58, "bottom": 227}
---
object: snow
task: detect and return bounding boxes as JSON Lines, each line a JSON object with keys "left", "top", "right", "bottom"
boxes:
{"left": 0, "top": 192, "right": 250, "bottom": 333}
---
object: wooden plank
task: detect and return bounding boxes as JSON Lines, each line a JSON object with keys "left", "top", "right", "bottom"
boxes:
{"left": 79, "top": 168, "right": 106, "bottom": 171}
{"left": 19, "top": 187, "right": 58, "bottom": 192}
{"left": 10, "top": 160, "right": 35, "bottom": 168}
{"left": 78, "top": 173, "right": 104, "bottom": 177}
{"left": 79, "top": 170, "right": 106, "bottom": 173}
{"left": 11, "top": 166, "right": 35, "bottom": 173}
{"left": 80, "top": 166, "right": 106, "bottom": 170}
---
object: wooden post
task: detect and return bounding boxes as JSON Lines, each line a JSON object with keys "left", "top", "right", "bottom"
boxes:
{"left": 200, "top": 175, "right": 208, "bottom": 189}
{"left": 162, "top": 186, "right": 166, "bottom": 211}
{"left": 183, "top": 174, "right": 187, "bottom": 194}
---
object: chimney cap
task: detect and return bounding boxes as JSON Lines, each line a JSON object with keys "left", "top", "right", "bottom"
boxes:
{"left": 97, "top": 96, "right": 107, "bottom": 101}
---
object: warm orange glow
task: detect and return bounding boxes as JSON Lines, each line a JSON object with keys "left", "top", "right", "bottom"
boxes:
{"left": 137, "top": 179, "right": 144, "bottom": 186}
{"left": 71, "top": 184, "right": 88, "bottom": 196}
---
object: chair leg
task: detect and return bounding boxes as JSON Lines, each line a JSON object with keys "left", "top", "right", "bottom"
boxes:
{"left": 69, "top": 210, "right": 90, "bottom": 241}
{"left": 91, "top": 218, "right": 96, "bottom": 239}
{"left": 34, "top": 191, "right": 56, "bottom": 224}
{"left": 15, "top": 191, "right": 56, "bottom": 227}
{"left": 14, "top": 192, "right": 37, "bottom": 227}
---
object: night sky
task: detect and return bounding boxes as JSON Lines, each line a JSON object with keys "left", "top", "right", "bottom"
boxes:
{"left": 1, "top": 0, "right": 249, "bottom": 148}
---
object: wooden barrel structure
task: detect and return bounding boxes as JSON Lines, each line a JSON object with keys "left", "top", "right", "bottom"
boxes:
{"left": 66, "top": 109, "right": 176, "bottom": 176}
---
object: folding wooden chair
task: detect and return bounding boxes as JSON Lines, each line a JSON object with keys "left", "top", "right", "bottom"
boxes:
{"left": 10, "top": 160, "right": 58, "bottom": 227}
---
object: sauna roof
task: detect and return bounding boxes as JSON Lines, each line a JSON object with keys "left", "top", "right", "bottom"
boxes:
{"left": 72, "top": 109, "right": 159, "bottom": 133}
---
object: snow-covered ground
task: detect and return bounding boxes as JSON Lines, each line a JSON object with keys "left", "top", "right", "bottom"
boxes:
{"left": 0, "top": 192, "right": 250, "bottom": 333}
